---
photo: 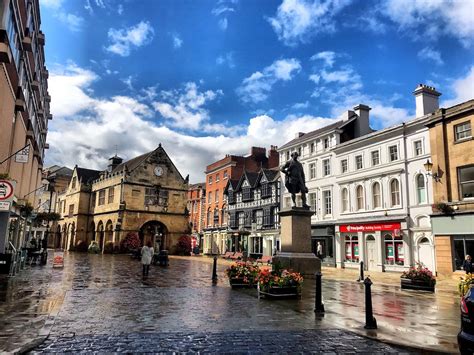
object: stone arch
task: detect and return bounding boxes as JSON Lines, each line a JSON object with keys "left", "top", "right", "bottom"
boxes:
{"left": 139, "top": 220, "right": 168, "bottom": 251}
{"left": 97, "top": 220, "right": 105, "bottom": 251}
{"left": 89, "top": 221, "right": 96, "bottom": 243}
{"left": 105, "top": 220, "right": 114, "bottom": 242}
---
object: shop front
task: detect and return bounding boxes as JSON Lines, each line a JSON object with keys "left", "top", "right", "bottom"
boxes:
{"left": 336, "top": 221, "right": 410, "bottom": 272}
{"left": 248, "top": 231, "right": 280, "bottom": 258}
{"left": 431, "top": 213, "right": 474, "bottom": 275}
{"left": 311, "top": 225, "right": 335, "bottom": 267}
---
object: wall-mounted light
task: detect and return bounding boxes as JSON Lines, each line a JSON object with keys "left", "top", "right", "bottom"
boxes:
{"left": 423, "top": 159, "right": 440, "bottom": 182}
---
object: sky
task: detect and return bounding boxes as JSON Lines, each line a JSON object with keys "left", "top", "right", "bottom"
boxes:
{"left": 41, "top": 0, "right": 474, "bottom": 183}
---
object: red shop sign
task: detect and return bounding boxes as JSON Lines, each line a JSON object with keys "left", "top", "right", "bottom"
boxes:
{"left": 339, "top": 223, "right": 401, "bottom": 233}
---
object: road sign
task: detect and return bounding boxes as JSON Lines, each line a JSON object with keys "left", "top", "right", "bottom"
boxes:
{"left": 0, "top": 180, "right": 14, "bottom": 202}
{"left": 0, "top": 202, "right": 10, "bottom": 211}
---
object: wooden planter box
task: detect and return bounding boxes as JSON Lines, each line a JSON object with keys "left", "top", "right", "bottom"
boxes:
{"left": 258, "top": 285, "right": 301, "bottom": 299}
{"left": 401, "top": 278, "right": 435, "bottom": 292}
{"left": 229, "top": 277, "right": 253, "bottom": 288}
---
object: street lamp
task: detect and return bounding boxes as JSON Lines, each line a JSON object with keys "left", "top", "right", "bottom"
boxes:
{"left": 423, "top": 159, "right": 440, "bottom": 182}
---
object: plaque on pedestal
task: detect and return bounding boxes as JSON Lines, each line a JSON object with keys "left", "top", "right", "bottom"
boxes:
{"left": 273, "top": 207, "right": 321, "bottom": 277}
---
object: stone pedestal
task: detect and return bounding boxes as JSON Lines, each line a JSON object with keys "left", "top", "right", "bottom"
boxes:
{"left": 273, "top": 207, "right": 321, "bottom": 277}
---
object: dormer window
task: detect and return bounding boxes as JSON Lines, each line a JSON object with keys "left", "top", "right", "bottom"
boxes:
{"left": 227, "top": 190, "right": 235, "bottom": 204}
{"left": 324, "top": 138, "right": 330, "bottom": 149}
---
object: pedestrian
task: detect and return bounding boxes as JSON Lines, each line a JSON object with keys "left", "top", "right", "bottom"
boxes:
{"left": 463, "top": 255, "right": 473, "bottom": 274}
{"left": 317, "top": 242, "right": 323, "bottom": 259}
{"left": 141, "top": 241, "right": 154, "bottom": 277}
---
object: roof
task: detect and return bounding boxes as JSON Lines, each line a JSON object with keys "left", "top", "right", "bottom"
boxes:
{"left": 278, "top": 119, "right": 346, "bottom": 150}
{"left": 261, "top": 168, "right": 280, "bottom": 183}
{"left": 111, "top": 151, "right": 153, "bottom": 174}
{"left": 76, "top": 167, "right": 101, "bottom": 184}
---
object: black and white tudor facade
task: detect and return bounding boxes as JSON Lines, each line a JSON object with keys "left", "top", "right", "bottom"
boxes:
{"left": 224, "top": 169, "right": 281, "bottom": 258}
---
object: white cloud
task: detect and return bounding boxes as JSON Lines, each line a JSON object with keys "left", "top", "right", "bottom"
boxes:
{"left": 41, "top": 0, "right": 63, "bottom": 9}
{"left": 45, "top": 63, "right": 339, "bottom": 182}
{"left": 212, "top": 0, "right": 237, "bottom": 31}
{"left": 382, "top": 0, "right": 474, "bottom": 47}
{"left": 268, "top": 0, "right": 353, "bottom": 46}
{"left": 57, "top": 12, "right": 84, "bottom": 32}
{"left": 41, "top": 0, "right": 84, "bottom": 32}
{"left": 442, "top": 66, "right": 474, "bottom": 107}
{"left": 152, "top": 82, "right": 224, "bottom": 131}
{"left": 417, "top": 47, "right": 444, "bottom": 65}
{"left": 117, "top": 4, "right": 124, "bottom": 15}
{"left": 237, "top": 58, "right": 301, "bottom": 103}
{"left": 106, "top": 21, "right": 155, "bottom": 56}
{"left": 292, "top": 101, "right": 309, "bottom": 110}
{"left": 310, "top": 51, "right": 337, "bottom": 67}
{"left": 216, "top": 52, "right": 236, "bottom": 68}
{"left": 121, "top": 76, "right": 134, "bottom": 91}
{"left": 172, "top": 33, "right": 183, "bottom": 49}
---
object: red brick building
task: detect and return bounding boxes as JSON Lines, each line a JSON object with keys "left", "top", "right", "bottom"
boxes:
{"left": 187, "top": 182, "right": 206, "bottom": 247}
{"left": 203, "top": 146, "right": 279, "bottom": 254}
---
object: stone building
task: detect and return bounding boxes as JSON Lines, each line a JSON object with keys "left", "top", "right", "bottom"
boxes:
{"left": 187, "top": 183, "right": 206, "bottom": 248}
{"left": 0, "top": 0, "right": 51, "bottom": 253}
{"left": 202, "top": 146, "right": 279, "bottom": 254}
{"left": 225, "top": 168, "right": 281, "bottom": 258}
{"left": 426, "top": 99, "right": 474, "bottom": 274}
{"left": 56, "top": 145, "right": 190, "bottom": 253}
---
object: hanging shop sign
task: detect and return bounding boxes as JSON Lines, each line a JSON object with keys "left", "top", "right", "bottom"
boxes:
{"left": 340, "top": 222, "right": 401, "bottom": 233}
{"left": 0, "top": 180, "right": 15, "bottom": 202}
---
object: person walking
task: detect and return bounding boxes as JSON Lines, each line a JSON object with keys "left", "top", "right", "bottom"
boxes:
{"left": 141, "top": 241, "right": 154, "bottom": 278}
{"left": 316, "top": 242, "right": 323, "bottom": 259}
{"left": 463, "top": 255, "right": 473, "bottom": 274}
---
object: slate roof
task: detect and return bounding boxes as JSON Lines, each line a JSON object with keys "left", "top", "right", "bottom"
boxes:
{"left": 261, "top": 168, "right": 280, "bottom": 183}
{"left": 111, "top": 151, "right": 153, "bottom": 174}
{"left": 76, "top": 167, "right": 101, "bottom": 185}
{"left": 279, "top": 119, "right": 349, "bottom": 150}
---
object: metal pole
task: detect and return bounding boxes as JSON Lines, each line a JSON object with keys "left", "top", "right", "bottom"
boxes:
{"left": 358, "top": 260, "right": 364, "bottom": 282}
{"left": 212, "top": 256, "right": 218, "bottom": 284}
{"left": 314, "top": 271, "right": 325, "bottom": 313}
{"left": 364, "top": 277, "right": 377, "bottom": 329}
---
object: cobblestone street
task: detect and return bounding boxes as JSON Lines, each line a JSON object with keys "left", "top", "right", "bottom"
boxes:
{"left": 0, "top": 253, "right": 457, "bottom": 353}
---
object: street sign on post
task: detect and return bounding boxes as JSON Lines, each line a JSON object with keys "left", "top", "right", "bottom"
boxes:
{"left": 0, "top": 180, "right": 16, "bottom": 254}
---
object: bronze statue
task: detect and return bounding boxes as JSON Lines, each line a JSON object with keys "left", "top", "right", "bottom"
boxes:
{"left": 281, "top": 152, "right": 309, "bottom": 209}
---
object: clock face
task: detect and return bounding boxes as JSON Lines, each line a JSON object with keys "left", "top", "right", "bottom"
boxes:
{"left": 154, "top": 166, "right": 164, "bottom": 176}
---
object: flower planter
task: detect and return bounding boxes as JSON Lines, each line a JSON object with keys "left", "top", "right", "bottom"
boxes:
{"left": 258, "top": 285, "right": 301, "bottom": 299}
{"left": 229, "top": 277, "right": 253, "bottom": 288}
{"left": 401, "top": 278, "right": 435, "bottom": 292}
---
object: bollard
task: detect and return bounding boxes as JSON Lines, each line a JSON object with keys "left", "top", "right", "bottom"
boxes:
{"left": 212, "top": 256, "right": 218, "bottom": 284}
{"left": 363, "top": 277, "right": 377, "bottom": 329}
{"left": 314, "top": 271, "right": 325, "bottom": 313}
{"left": 357, "top": 261, "right": 364, "bottom": 282}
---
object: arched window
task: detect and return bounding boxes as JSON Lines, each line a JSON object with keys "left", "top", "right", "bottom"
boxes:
{"left": 416, "top": 174, "right": 427, "bottom": 204}
{"left": 356, "top": 185, "right": 364, "bottom": 210}
{"left": 341, "top": 188, "right": 349, "bottom": 212}
{"left": 372, "top": 182, "right": 381, "bottom": 209}
{"left": 390, "top": 179, "right": 400, "bottom": 206}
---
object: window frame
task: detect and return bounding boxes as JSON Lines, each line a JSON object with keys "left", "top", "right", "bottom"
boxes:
{"left": 390, "top": 179, "right": 401, "bottom": 207}
{"left": 355, "top": 155, "right": 363, "bottom": 170}
{"left": 389, "top": 145, "right": 399, "bottom": 162}
{"left": 323, "top": 190, "right": 332, "bottom": 216}
{"left": 356, "top": 185, "right": 365, "bottom": 210}
{"left": 341, "top": 188, "right": 349, "bottom": 212}
{"left": 413, "top": 140, "right": 423, "bottom": 156}
{"left": 309, "top": 163, "right": 316, "bottom": 179}
{"left": 371, "top": 150, "right": 380, "bottom": 166}
{"left": 455, "top": 121, "right": 472, "bottom": 142}
{"left": 372, "top": 182, "right": 381, "bottom": 209}
{"left": 458, "top": 165, "right": 474, "bottom": 200}
{"left": 323, "top": 159, "right": 331, "bottom": 176}
{"left": 341, "top": 159, "right": 348, "bottom": 174}
{"left": 416, "top": 174, "right": 427, "bottom": 204}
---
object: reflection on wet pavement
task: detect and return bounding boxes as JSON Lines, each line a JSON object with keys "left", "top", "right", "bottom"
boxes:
{"left": 0, "top": 253, "right": 460, "bottom": 353}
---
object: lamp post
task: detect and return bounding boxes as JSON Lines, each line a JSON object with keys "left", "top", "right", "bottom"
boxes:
{"left": 424, "top": 159, "right": 440, "bottom": 182}
{"left": 42, "top": 177, "right": 55, "bottom": 264}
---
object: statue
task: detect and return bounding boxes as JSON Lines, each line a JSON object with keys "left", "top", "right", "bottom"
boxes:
{"left": 280, "top": 152, "right": 309, "bottom": 209}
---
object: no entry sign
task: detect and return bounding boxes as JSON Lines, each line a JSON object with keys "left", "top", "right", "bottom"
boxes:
{"left": 0, "top": 180, "right": 14, "bottom": 202}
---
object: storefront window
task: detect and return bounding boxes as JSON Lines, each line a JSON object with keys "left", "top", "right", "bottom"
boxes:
{"left": 344, "top": 235, "right": 359, "bottom": 262}
{"left": 454, "top": 236, "right": 474, "bottom": 270}
{"left": 384, "top": 234, "right": 404, "bottom": 265}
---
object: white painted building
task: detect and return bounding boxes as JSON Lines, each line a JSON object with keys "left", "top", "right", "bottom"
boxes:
{"left": 278, "top": 85, "right": 441, "bottom": 272}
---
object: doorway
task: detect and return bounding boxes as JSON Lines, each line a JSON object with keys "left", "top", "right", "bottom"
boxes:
{"left": 366, "top": 235, "right": 377, "bottom": 271}
{"left": 418, "top": 237, "right": 434, "bottom": 272}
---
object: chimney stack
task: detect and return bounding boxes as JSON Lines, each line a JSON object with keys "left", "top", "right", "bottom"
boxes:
{"left": 413, "top": 84, "right": 441, "bottom": 118}
{"left": 353, "top": 104, "right": 371, "bottom": 137}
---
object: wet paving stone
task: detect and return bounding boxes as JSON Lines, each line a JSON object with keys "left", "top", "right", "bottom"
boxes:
{"left": 0, "top": 253, "right": 458, "bottom": 353}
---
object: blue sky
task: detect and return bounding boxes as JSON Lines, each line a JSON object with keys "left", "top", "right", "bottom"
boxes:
{"left": 41, "top": 0, "right": 474, "bottom": 182}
